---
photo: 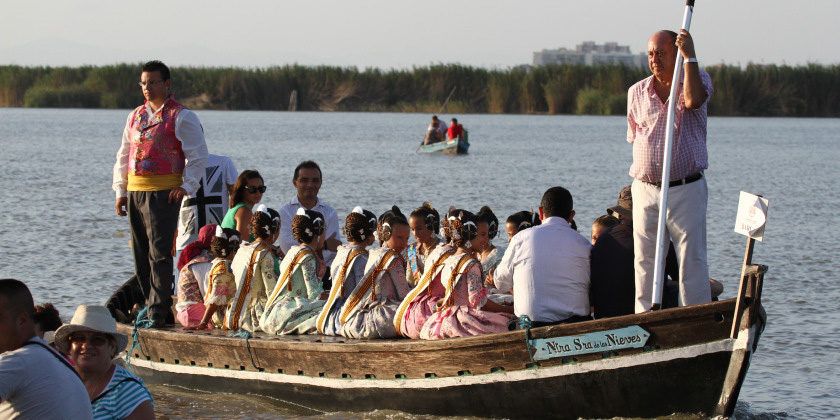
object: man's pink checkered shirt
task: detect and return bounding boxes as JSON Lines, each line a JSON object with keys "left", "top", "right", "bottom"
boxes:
{"left": 626, "top": 70, "right": 713, "bottom": 183}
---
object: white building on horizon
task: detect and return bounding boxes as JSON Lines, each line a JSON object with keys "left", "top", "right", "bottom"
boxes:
{"left": 533, "top": 41, "right": 646, "bottom": 69}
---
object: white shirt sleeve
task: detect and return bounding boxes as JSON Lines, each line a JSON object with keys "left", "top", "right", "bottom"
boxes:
{"left": 277, "top": 203, "right": 298, "bottom": 253}
{"left": 175, "top": 109, "right": 209, "bottom": 196}
{"left": 493, "top": 241, "right": 516, "bottom": 292}
{"left": 223, "top": 157, "right": 238, "bottom": 186}
{"left": 112, "top": 111, "right": 134, "bottom": 199}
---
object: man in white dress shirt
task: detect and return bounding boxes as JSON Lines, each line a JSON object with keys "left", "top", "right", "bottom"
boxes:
{"left": 113, "top": 60, "right": 208, "bottom": 327}
{"left": 277, "top": 161, "right": 342, "bottom": 270}
{"left": 492, "top": 186, "right": 592, "bottom": 327}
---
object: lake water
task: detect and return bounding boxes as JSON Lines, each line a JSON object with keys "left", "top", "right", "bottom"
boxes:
{"left": 1, "top": 108, "right": 838, "bottom": 419}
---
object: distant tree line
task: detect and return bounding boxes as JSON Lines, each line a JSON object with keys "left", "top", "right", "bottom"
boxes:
{"left": 0, "top": 63, "right": 837, "bottom": 117}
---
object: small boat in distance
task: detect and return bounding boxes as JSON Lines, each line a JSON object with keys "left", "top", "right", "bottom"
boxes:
{"left": 417, "top": 131, "right": 469, "bottom": 155}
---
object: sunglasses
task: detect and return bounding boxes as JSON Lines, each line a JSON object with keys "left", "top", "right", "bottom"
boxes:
{"left": 69, "top": 334, "right": 109, "bottom": 346}
{"left": 244, "top": 185, "right": 267, "bottom": 194}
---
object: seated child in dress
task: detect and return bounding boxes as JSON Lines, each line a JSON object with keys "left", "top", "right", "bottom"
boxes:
{"left": 405, "top": 202, "right": 443, "bottom": 286}
{"left": 260, "top": 208, "right": 328, "bottom": 335}
{"left": 420, "top": 209, "right": 514, "bottom": 339}
{"left": 224, "top": 205, "right": 280, "bottom": 332}
{"left": 505, "top": 210, "right": 541, "bottom": 242}
{"left": 184, "top": 227, "right": 241, "bottom": 330}
{"left": 591, "top": 214, "right": 619, "bottom": 245}
{"left": 317, "top": 207, "right": 377, "bottom": 335}
{"left": 340, "top": 207, "right": 412, "bottom": 339}
{"left": 175, "top": 224, "right": 217, "bottom": 327}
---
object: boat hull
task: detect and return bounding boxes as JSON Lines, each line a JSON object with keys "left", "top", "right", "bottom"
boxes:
{"left": 112, "top": 265, "right": 766, "bottom": 419}
{"left": 418, "top": 136, "right": 469, "bottom": 155}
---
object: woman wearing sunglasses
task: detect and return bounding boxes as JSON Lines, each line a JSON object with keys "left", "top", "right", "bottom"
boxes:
{"left": 222, "top": 170, "right": 266, "bottom": 242}
{"left": 55, "top": 305, "right": 155, "bottom": 420}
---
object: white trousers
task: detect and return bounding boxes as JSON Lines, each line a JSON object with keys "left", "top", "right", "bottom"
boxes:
{"left": 632, "top": 177, "right": 710, "bottom": 312}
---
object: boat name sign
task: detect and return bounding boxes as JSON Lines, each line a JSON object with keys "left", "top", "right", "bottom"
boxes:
{"left": 531, "top": 325, "right": 649, "bottom": 360}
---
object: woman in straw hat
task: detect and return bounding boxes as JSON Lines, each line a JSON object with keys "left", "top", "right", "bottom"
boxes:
{"left": 55, "top": 305, "right": 154, "bottom": 420}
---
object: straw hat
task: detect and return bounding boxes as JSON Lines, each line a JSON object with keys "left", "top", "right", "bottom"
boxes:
{"left": 54, "top": 305, "right": 128, "bottom": 355}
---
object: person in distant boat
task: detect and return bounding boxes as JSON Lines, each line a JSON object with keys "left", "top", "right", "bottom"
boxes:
{"left": 174, "top": 153, "right": 237, "bottom": 268}
{"left": 340, "top": 207, "right": 412, "bottom": 339}
{"left": 55, "top": 305, "right": 155, "bottom": 420}
{"left": 590, "top": 214, "right": 619, "bottom": 246}
{"left": 423, "top": 121, "right": 443, "bottom": 145}
{"left": 504, "top": 210, "right": 541, "bottom": 242}
{"left": 491, "top": 187, "right": 592, "bottom": 327}
{"left": 317, "top": 206, "right": 377, "bottom": 335}
{"left": 429, "top": 115, "right": 448, "bottom": 138}
{"left": 405, "top": 202, "right": 443, "bottom": 286}
{"left": 627, "top": 29, "right": 713, "bottom": 311}
{"left": 419, "top": 209, "right": 514, "bottom": 339}
{"left": 113, "top": 60, "right": 209, "bottom": 328}
{"left": 277, "top": 161, "right": 341, "bottom": 287}
{"left": 221, "top": 170, "right": 265, "bottom": 244}
{"left": 447, "top": 118, "right": 464, "bottom": 140}
{"left": 0, "top": 279, "right": 93, "bottom": 420}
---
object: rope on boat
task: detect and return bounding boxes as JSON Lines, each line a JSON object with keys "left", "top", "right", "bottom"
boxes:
{"left": 125, "top": 306, "right": 153, "bottom": 370}
{"left": 229, "top": 329, "right": 260, "bottom": 370}
{"left": 518, "top": 315, "right": 537, "bottom": 366}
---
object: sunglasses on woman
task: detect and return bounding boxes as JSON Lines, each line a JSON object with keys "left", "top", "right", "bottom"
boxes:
{"left": 245, "top": 185, "right": 267, "bottom": 194}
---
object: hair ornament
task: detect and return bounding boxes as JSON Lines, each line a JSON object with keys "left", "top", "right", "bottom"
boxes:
{"left": 254, "top": 204, "right": 268, "bottom": 215}
{"left": 352, "top": 206, "right": 364, "bottom": 215}
{"left": 358, "top": 228, "right": 366, "bottom": 240}
{"left": 519, "top": 221, "right": 532, "bottom": 230}
{"left": 296, "top": 207, "right": 309, "bottom": 218}
{"left": 215, "top": 225, "right": 226, "bottom": 239}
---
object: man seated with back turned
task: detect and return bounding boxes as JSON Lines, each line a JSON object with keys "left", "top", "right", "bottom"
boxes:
{"left": 447, "top": 118, "right": 464, "bottom": 140}
{"left": 590, "top": 186, "right": 680, "bottom": 319}
{"left": 0, "top": 279, "right": 93, "bottom": 419}
{"left": 491, "top": 186, "right": 592, "bottom": 327}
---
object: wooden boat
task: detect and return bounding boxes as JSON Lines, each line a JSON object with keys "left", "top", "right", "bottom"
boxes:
{"left": 417, "top": 131, "right": 469, "bottom": 155}
{"left": 106, "top": 257, "right": 766, "bottom": 419}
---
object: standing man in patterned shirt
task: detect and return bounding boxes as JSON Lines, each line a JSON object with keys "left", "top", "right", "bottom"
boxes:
{"left": 113, "top": 60, "right": 208, "bottom": 327}
{"left": 626, "top": 30, "right": 713, "bottom": 312}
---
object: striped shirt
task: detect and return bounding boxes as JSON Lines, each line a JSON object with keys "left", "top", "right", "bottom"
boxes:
{"left": 91, "top": 365, "right": 153, "bottom": 420}
{"left": 626, "top": 70, "right": 714, "bottom": 182}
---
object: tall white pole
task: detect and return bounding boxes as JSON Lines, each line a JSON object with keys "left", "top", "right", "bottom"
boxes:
{"left": 651, "top": 0, "right": 695, "bottom": 310}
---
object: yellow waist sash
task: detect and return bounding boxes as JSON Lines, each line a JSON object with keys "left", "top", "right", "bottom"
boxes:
{"left": 127, "top": 173, "right": 183, "bottom": 192}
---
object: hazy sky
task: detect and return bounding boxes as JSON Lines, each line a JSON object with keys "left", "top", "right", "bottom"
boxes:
{"left": 2, "top": 0, "right": 837, "bottom": 69}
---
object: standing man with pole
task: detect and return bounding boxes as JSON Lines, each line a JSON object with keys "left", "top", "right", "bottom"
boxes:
{"left": 114, "top": 60, "right": 208, "bottom": 327}
{"left": 626, "top": 21, "right": 713, "bottom": 312}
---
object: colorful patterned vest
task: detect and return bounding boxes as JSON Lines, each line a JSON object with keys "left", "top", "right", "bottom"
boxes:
{"left": 128, "top": 97, "right": 186, "bottom": 181}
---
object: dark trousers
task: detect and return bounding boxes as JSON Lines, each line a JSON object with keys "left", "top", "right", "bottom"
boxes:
{"left": 129, "top": 190, "right": 179, "bottom": 323}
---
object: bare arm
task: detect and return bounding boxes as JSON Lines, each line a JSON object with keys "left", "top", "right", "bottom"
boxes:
{"left": 124, "top": 399, "right": 155, "bottom": 420}
{"left": 676, "top": 29, "right": 707, "bottom": 109}
{"left": 234, "top": 206, "right": 252, "bottom": 241}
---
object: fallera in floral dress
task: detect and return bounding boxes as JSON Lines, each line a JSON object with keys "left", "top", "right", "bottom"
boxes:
{"left": 394, "top": 244, "right": 455, "bottom": 339}
{"left": 419, "top": 252, "right": 514, "bottom": 339}
{"left": 316, "top": 244, "right": 369, "bottom": 335}
{"left": 175, "top": 249, "right": 213, "bottom": 327}
{"left": 340, "top": 247, "right": 411, "bottom": 339}
{"left": 224, "top": 241, "right": 277, "bottom": 332}
{"left": 260, "top": 245, "right": 326, "bottom": 335}
{"left": 205, "top": 258, "right": 236, "bottom": 327}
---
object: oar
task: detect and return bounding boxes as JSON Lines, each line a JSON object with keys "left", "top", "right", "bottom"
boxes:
{"left": 650, "top": 0, "right": 696, "bottom": 311}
